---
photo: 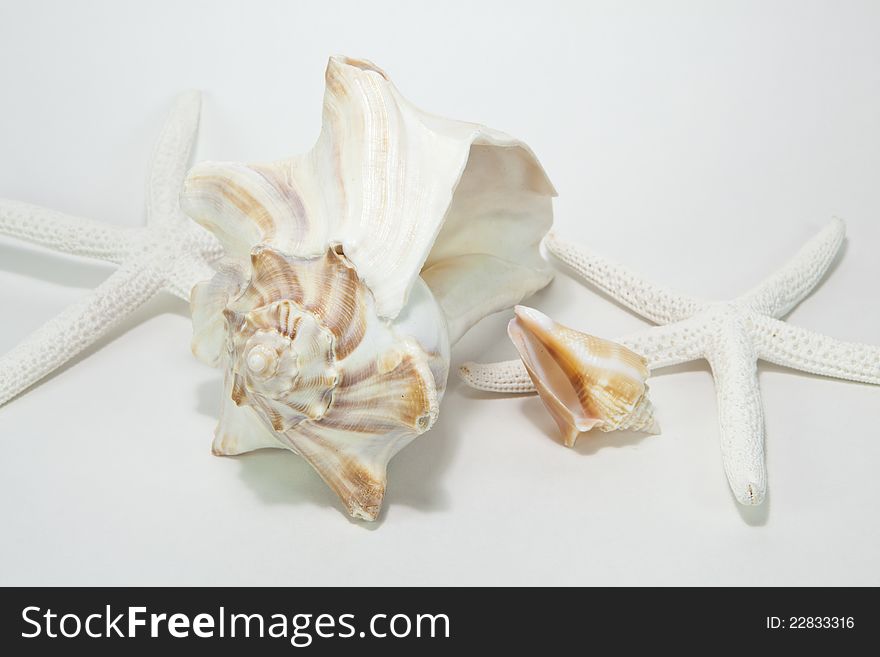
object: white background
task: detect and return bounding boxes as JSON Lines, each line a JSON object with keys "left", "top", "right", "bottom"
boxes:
{"left": 0, "top": 0, "right": 878, "bottom": 585}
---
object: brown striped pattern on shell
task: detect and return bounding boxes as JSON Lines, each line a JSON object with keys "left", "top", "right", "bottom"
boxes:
{"left": 229, "top": 246, "right": 368, "bottom": 360}
{"left": 272, "top": 342, "right": 439, "bottom": 520}
{"left": 508, "top": 306, "right": 657, "bottom": 446}
{"left": 543, "top": 330, "right": 647, "bottom": 426}
{"left": 281, "top": 422, "right": 403, "bottom": 521}
{"left": 321, "top": 344, "right": 437, "bottom": 434}
{"left": 209, "top": 243, "right": 440, "bottom": 519}
{"left": 181, "top": 162, "right": 317, "bottom": 260}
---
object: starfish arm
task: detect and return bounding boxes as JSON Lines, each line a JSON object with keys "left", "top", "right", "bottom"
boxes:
{"left": 738, "top": 218, "right": 845, "bottom": 318}
{"left": 163, "top": 257, "right": 217, "bottom": 302}
{"left": 0, "top": 199, "right": 139, "bottom": 263}
{"left": 146, "top": 91, "right": 201, "bottom": 227}
{"left": 0, "top": 263, "right": 162, "bottom": 407}
{"left": 751, "top": 313, "right": 880, "bottom": 384}
{"left": 458, "top": 359, "right": 535, "bottom": 393}
{"left": 704, "top": 317, "right": 766, "bottom": 505}
{"left": 616, "top": 317, "right": 709, "bottom": 370}
{"left": 458, "top": 319, "right": 708, "bottom": 393}
{"left": 545, "top": 232, "right": 707, "bottom": 324}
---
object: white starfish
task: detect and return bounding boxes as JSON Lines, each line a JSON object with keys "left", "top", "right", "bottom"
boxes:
{"left": 460, "top": 219, "right": 880, "bottom": 506}
{"left": 0, "top": 92, "right": 222, "bottom": 407}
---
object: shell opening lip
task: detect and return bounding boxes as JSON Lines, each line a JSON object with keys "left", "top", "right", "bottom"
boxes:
{"left": 513, "top": 305, "right": 552, "bottom": 329}
{"left": 507, "top": 314, "right": 588, "bottom": 427}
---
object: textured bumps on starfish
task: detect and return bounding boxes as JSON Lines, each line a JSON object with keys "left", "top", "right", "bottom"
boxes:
{"left": 0, "top": 92, "right": 222, "bottom": 408}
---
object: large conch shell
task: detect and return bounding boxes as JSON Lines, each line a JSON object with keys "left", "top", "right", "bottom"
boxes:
{"left": 508, "top": 306, "right": 658, "bottom": 447}
{"left": 181, "top": 56, "right": 556, "bottom": 520}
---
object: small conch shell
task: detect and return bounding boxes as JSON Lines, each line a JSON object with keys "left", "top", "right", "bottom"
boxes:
{"left": 507, "top": 306, "right": 659, "bottom": 446}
